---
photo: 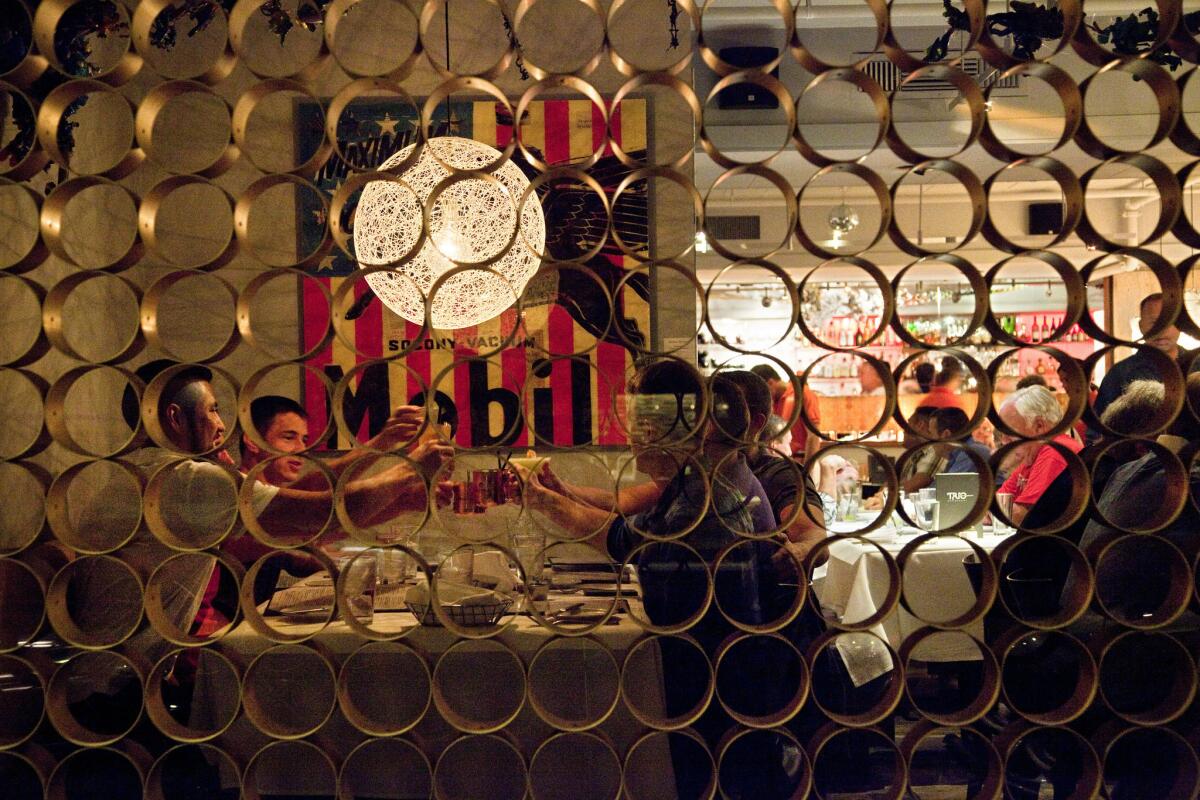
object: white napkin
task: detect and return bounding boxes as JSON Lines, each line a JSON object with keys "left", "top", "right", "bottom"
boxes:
{"left": 405, "top": 579, "right": 503, "bottom": 608}
{"left": 471, "top": 550, "right": 518, "bottom": 594}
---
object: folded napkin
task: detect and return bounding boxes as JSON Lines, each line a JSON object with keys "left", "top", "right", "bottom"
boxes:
{"left": 405, "top": 580, "right": 505, "bottom": 608}
{"left": 471, "top": 550, "right": 518, "bottom": 594}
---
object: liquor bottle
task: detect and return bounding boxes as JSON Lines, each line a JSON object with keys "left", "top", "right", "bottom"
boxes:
{"left": 1016, "top": 317, "right": 1028, "bottom": 341}
{"left": 853, "top": 321, "right": 864, "bottom": 348}
{"left": 1036, "top": 357, "right": 1046, "bottom": 375}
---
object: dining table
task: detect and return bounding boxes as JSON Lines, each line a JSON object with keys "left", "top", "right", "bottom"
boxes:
{"left": 812, "top": 513, "right": 1017, "bottom": 686}
{"left": 200, "top": 563, "right": 680, "bottom": 800}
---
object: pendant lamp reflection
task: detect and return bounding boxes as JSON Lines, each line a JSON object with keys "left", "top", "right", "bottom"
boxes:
{"left": 353, "top": 137, "right": 545, "bottom": 329}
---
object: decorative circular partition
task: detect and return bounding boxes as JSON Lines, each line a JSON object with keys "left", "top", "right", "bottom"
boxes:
{"left": 4, "top": 3, "right": 1200, "bottom": 798}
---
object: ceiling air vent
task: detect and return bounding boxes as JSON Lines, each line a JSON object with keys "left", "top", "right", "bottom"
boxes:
{"left": 861, "top": 53, "right": 1021, "bottom": 97}
{"left": 707, "top": 215, "right": 761, "bottom": 240}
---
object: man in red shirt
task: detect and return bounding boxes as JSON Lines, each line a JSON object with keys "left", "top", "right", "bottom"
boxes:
{"left": 751, "top": 364, "right": 822, "bottom": 463}
{"left": 996, "top": 384, "right": 1082, "bottom": 525}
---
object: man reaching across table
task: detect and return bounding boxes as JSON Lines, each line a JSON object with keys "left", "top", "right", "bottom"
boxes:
{"left": 521, "top": 365, "right": 801, "bottom": 797}
{"left": 521, "top": 369, "right": 826, "bottom": 564}
{"left": 238, "top": 394, "right": 441, "bottom": 489}
{"left": 229, "top": 393, "right": 447, "bottom": 600}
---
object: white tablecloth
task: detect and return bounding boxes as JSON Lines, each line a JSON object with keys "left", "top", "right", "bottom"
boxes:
{"left": 813, "top": 519, "right": 1014, "bottom": 685}
{"left": 214, "top": 606, "right": 677, "bottom": 799}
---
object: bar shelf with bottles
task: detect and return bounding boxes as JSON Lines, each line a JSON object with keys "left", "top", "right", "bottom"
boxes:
{"left": 696, "top": 309, "right": 1102, "bottom": 388}
{"left": 804, "top": 311, "right": 1101, "bottom": 384}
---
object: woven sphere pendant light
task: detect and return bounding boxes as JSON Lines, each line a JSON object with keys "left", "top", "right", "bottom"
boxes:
{"left": 353, "top": 137, "right": 545, "bottom": 329}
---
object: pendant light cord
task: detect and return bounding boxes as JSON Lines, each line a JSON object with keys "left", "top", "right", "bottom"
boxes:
{"left": 443, "top": 0, "right": 452, "bottom": 133}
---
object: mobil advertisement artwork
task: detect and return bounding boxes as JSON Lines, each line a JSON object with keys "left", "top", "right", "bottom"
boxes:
{"left": 297, "top": 96, "right": 651, "bottom": 448}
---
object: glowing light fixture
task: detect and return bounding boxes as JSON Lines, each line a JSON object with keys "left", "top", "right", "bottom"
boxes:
{"left": 353, "top": 137, "right": 546, "bottom": 329}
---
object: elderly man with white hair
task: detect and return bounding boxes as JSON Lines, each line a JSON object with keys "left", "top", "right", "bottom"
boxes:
{"left": 996, "top": 384, "right": 1083, "bottom": 525}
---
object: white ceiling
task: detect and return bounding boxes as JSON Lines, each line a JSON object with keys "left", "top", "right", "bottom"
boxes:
{"left": 689, "top": 6, "right": 1200, "bottom": 279}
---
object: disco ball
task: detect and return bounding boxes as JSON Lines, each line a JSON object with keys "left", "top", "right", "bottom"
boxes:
{"left": 827, "top": 202, "right": 860, "bottom": 236}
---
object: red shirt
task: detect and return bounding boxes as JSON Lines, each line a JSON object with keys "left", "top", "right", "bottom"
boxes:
{"left": 918, "top": 385, "right": 966, "bottom": 410}
{"left": 1000, "top": 433, "right": 1082, "bottom": 507}
{"left": 192, "top": 532, "right": 281, "bottom": 637}
{"left": 191, "top": 569, "right": 228, "bottom": 637}
{"left": 776, "top": 381, "right": 821, "bottom": 458}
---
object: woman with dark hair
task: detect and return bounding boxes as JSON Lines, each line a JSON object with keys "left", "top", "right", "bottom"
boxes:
{"left": 914, "top": 361, "right": 936, "bottom": 393}
{"left": 919, "top": 357, "right": 966, "bottom": 410}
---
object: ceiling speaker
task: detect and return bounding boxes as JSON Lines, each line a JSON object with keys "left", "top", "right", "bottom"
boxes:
{"left": 717, "top": 46, "right": 780, "bottom": 110}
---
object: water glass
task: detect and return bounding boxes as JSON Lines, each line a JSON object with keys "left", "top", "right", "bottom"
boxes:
{"left": 378, "top": 547, "right": 415, "bottom": 585}
{"left": 838, "top": 483, "right": 862, "bottom": 522}
{"left": 514, "top": 530, "right": 546, "bottom": 584}
{"left": 916, "top": 498, "right": 940, "bottom": 531}
{"left": 341, "top": 555, "right": 378, "bottom": 624}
